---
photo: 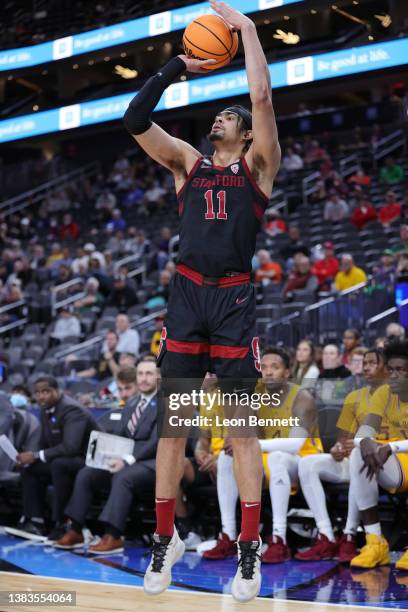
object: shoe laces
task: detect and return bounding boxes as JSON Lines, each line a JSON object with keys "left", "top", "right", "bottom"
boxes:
{"left": 151, "top": 535, "right": 172, "bottom": 573}
{"left": 238, "top": 541, "right": 261, "bottom": 580}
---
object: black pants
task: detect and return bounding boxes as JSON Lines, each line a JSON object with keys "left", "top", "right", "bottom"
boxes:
{"left": 22, "top": 457, "right": 85, "bottom": 522}
{"left": 65, "top": 463, "right": 155, "bottom": 534}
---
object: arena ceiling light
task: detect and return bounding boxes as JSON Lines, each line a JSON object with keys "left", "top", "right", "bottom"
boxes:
{"left": 114, "top": 65, "right": 138, "bottom": 79}
{"left": 273, "top": 29, "right": 300, "bottom": 44}
{"left": 375, "top": 14, "right": 392, "bottom": 28}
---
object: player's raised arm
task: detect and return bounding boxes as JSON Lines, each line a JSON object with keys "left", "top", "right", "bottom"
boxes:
{"left": 210, "top": 1, "right": 281, "bottom": 193}
{"left": 123, "top": 56, "right": 215, "bottom": 178}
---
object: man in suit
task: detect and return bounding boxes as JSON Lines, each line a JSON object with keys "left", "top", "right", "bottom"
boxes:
{"left": 5, "top": 376, "right": 99, "bottom": 542}
{"left": 55, "top": 358, "right": 159, "bottom": 553}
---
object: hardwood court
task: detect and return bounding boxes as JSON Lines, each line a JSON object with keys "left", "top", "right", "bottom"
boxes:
{"left": 1, "top": 573, "right": 393, "bottom": 612}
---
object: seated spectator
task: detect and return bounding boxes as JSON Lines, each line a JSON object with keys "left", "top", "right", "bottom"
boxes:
{"left": 54, "top": 361, "right": 159, "bottom": 553}
{"left": 54, "top": 263, "right": 72, "bottom": 285}
{"left": 373, "top": 250, "right": 395, "bottom": 288}
{"left": 146, "top": 270, "right": 172, "bottom": 311}
{"left": 282, "top": 147, "right": 303, "bottom": 172}
{"left": 263, "top": 210, "right": 287, "bottom": 237}
{"left": 347, "top": 166, "right": 371, "bottom": 188}
{"left": 292, "top": 340, "right": 320, "bottom": 390}
{"left": 324, "top": 191, "right": 349, "bottom": 222}
{"left": 378, "top": 190, "right": 401, "bottom": 227}
{"left": 74, "top": 277, "right": 104, "bottom": 313}
{"left": 107, "top": 271, "right": 137, "bottom": 311}
{"left": 10, "top": 385, "right": 32, "bottom": 410}
{"left": 110, "top": 209, "right": 127, "bottom": 232}
{"left": 283, "top": 256, "right": 318, "bottom": 300}
{"left": 341, "top": 346, "right": 367, "bottom": 395}
{"left": 51, "top": 306, "right": 81, "bottom": 342}
{"left": 254, "top": 250, "right": 282, "bottom": 285}
{"left": 76, "top": 330, "right": 119, "bottom": 380}
{"left": 386, "top": 322, "right": 405, "bottom": 342}
{"left": 150, "top": 315, "right": 164, "bottom": 356}
{"left": 46, "top": 243, "right": 64, "bottom": 268}
{"left": 317, "top": 344, "right": 350, "bottom": 401}
{"left": 335, "top": 254, "right": 367, "bottom": 292}
{"left": 59, "top": 213, "right": 79, "bottom": 241}
{"left": 142, "top": 181, "right": 167, "bottom": 216}
{"left": 379, "top": 156, "right": 405, "bottom": 185}
{"left": 341, "top": 328, "right": 361, "bottom": 366}
{"left": 280, "top": 225, "right": 310, "bottom": 260}
{"left": 4, "top": 376, "right": 100, "bottom": 542}
{"left": 351, "top": 195, "right": 377, "bottom": 231}
{"left": 396, "top": 252, "right": 408, "bottom": 282}
{"left": 312, "top": 241, "right": 339, "bottom": 291}
{"left": 115, "top": 314, "right": 140, "bottom": 356}
{"left": 391, "top": 225, "right": 408, "bottom": 255}
{"left": 304, "top": 140, "right": 326, "bottom": 164}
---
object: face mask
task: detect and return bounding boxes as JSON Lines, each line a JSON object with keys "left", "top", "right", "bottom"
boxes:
{"left": 10, "top": 393, "right": 28, "bottom": 408}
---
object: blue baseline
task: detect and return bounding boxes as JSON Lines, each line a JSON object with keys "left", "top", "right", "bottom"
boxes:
{"left": 0, "top": 0, "right": 302, "bottom": 72}
{"left": 0, "top": 38, "right": 406, "bottom": 145}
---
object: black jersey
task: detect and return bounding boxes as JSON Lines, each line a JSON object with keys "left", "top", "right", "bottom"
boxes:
{"left": 176, "top": 156, "right": 269, "bottom": 277}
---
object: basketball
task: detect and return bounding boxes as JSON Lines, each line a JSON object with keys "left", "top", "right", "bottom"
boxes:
{"left": 183, "top": 14, "right": 239, "bottom": 71}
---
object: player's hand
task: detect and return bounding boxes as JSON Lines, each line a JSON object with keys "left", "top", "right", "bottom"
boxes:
{"left": 195, "top": 449, "right": 209, "bottom": 465}
{"left": 178, "top": 55, "right": 217, "bottom": 73}
{"left": 343, "top": 438, "right": 355, "bottom": 456}
{"left": 330, "top": 442, "right": 346, "bottom": 462}
{"left": 209, "top": 1, "right": 253, "bottom": 31}
{"left": 377, "top": 444, "right": 392, "bottom": 467}
{"left": 109, "top": 459, "right": 125, "bottom": 473}
{"left": 16, "top": 452, "right": 35, "bottom": 465}
{"left": 199, "top": 453, "right": 217, "bottom": 473}
{"left": 360, "top": 438, "right": 382, "bottom": 480}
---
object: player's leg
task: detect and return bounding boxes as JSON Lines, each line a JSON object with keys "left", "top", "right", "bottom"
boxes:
{"left": 349, "top": 446, "right": 400, "bottom": 568}
{"left": 210, "top": 282, "right": 263, "bottom": 602}
{"left": 296, "top": 454, "right": 350, "bottom": 560}
{"left": 262, "top": 451, "right": 299, "bottom": 563}
{"left": 203, "top": 450, "right": 238, "bottom": 559}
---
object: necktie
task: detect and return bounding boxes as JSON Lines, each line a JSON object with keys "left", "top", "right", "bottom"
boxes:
{"left": 128, "top": 397, "right": 147, "bottom": 436}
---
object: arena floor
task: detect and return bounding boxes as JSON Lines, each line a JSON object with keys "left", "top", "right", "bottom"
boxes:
{"left": 1, "top": 534, "right": 408, "bottom": 611}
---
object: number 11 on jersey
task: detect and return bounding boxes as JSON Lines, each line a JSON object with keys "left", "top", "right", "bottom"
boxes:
{"left": 204, "top": 190, "right": 228, "bottom": 220}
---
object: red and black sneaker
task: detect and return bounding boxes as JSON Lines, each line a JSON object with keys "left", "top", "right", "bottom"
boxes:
{"left": 203, "top": 533, "right": 236, "bottom": 560}
{"left": 295, "top": 533, "right": 338, "bottom": 561}
{"left": 262, "top": 536, "right": 291, "bottom": 564}
{"left": 338, "top": 533, "right": 357, "bottom": 563}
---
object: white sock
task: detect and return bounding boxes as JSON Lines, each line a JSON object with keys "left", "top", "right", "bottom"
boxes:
{"left": 217, "top": 451, "right": 238, "bottom": 540}
{"left": 365, "top": 523, "right": 382, "bottom": 537}
{"left": 316, "top": 519, "right": 335, "bottom": 542}
{"left": 344, "top": 489, "right": 360, "bottom": 536}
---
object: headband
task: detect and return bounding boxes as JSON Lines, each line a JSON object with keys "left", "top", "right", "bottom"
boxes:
{"left": 223, "top": 106, "right": 252, "bottom": 130}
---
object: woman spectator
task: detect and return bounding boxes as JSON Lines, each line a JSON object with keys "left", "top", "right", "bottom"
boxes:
{"left": 341, "top": 328, "right": 361, "bottom": 367}
{"left": 292, "top": 340, "right": 320, "bottom": 389}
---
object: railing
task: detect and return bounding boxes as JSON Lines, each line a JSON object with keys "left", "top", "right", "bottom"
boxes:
{"left": 54, "top": 309, "right": 166, "bottom": 360}
{"left": 113, "top": 255, "right": 146, "bottom": 282}
{"left": 0, "top": 161, "right": 100, "bottom": 217}
{"left": 0, "top": 300, "right": 28, "bottom": 335}
{"left": 364, "top": 298, "right": 408, "bottom": 344}
{"left": 339, "top": 153, "right": 360, "bottom": 178}
{"left": 51, "top": 277, "right": 84, "bottom": 316}
{"left": 302, "top": 171, "right": 321, "bottom": 206}
{"left": 373, "top": 129, "right": 406, "bottom": 165}
{"left": 270, "top": 188, "right": 289, "bottom": 216}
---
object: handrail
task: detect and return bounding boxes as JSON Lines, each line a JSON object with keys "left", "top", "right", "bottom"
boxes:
{"left": 373, "top": 129, "right": 405, "bottom": 163}
{"left": 51, "top": 277, "right": 84, "bottom": 315}
{"left": 0, "top": 318, "right": 28, "bottom": 335}
{"left": 339, "top": 152, "right": 360, "bottom": 178}
{"left": 302, "top": 171, "right": 321, "bottom": 205}
{"left": 0, "top": 299, "right": 26, "bottom": 315}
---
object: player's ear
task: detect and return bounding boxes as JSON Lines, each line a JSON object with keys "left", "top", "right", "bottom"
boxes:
{"left": 243, "top": 129, "right": 252, "bottom": 142}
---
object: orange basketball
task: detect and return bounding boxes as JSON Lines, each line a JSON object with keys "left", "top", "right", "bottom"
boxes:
{"left": 183, "top": 14, "right": 239, "bottom": 71}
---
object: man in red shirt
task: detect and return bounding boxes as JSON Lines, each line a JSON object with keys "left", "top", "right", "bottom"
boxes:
{"left": 351, "top": 195, "right": 377, "bottom": 231}
{"left": 379, "top": 190, "right": 401, "bottom": 227}
{"left": 312, "top": 242, "right": 339, "bottom": 291}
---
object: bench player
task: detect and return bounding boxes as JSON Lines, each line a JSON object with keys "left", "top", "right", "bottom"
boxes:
{"left": 123, "top": 0, "right": 280, "bottom": 602}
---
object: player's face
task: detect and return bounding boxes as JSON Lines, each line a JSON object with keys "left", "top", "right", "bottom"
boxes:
{"left": 209, "top": 112, "right": 241, "bottom": 144}
{"left": 261, "top": 354, "right": 289, "bottom": 389}
{"left": 136, "top": 362, "right": 158, "bottom": 394}
{"left": 363, "top": 352, "right": 384, "bottom": 381}
{"left": 386, "top": 357, "right": 408, "bottom": 396}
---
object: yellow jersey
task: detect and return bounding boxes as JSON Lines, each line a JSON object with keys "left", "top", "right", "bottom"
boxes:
{"left": 257, "top": 381, "right": 323, "bottom": 456}
{"left": 368, "top": 384, "right": 408, "bottom": 442}
{"left": 199, "top": 389, "right": 226, "bottom": 456}
{"left": 336, "top": 386, "right": 374, "bottom": 435}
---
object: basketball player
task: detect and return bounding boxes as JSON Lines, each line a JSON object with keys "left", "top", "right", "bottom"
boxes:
{"left": 256, "top": 348, "right": 323, "bottom": 563}
{"left": 295, "top": 349, "right": 385, "bottom": 562}
{"left": 123, "top": 0, "right": 280, "bottom": 601}
{"left": 348, "top": 340, "right": 408, "bottom": 569}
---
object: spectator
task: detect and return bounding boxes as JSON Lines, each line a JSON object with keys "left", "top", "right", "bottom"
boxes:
{"left": 111, "top": 209, "right": 127, "bottom": 232}
{"left": 347, "top": 166, "right": 371, "bottom": 188}
{"left": 263, "top": 210, "right": 287, "bottom": 237}
{"left": 373, "top": 250, "right": 395, "bottom": 288}
{"left": 312, "top": 241, "right": 339, "bottom": 291}
{"left": 51, "top": 306, "right": 81, "bottom": 342}
{"left": 142, "top": 181, "right": 167, "bottom": 216}
{"left": 341, "top": 346, "right": 367, "bottom": 395}
{"left": 59, "top": 213, "right": 79, "bottom": 241}
{"left": 146, "top": 270, "right": 172, "bottom": 312}
{"left": 386, "top": 322, "right": 405, "bottom": 342}
{"left": 335, "top": 254, "right": 367, "bottom": 292}
{"left": 107, "top": 271, "right": 137, "bottom": 311}
{"left": 391, "top": 225, "right": 408, "bottom": 255}
{"left": 76, "top": 330, "right": 119, "bottom": 380}
{"left": 341, "top": 328, "right": 361, "bottom": 366}
{"left": 324, "top": 192, "right": 349, "bottom": 222}
{"left": 254, "top": 250, "right": 282, "bottom": 285}
{"left": 115, "top": 314, "right": 140, "bottom": 356}
{"left": 283, "top": 256, "right": 318, "bottom": 300}
{"left": 351, "top": 195, "right": 377, "bottom": 231}
{"left": 378, "top": 190, "right": 401, "bottom": 227}
{"left": 292, "top": 340, "right": 320, "bottom": 389}
{"left": 150, "top": 315, "right": 164, "bottom": 356}
{"left": 304, "top": 140, "right": 326, "bottom": 164}
{"left": 282, "top": 147, "right": 303, "bottom": 172}
{"left": 10, "top": 385, "right": 32, "bottom": 409}
{"left": 46, "top": 243, "right": 64, "bottom": 268}
{"left": 74, "top": 277, "right": 104, "bottom": 313}
{"left": 379, "top": 156, "right": 405, "bottom": 185}
{"left": 54, "top": 362, "right": 159, "bottom": 553}
{"left": 396, "top": 252, "right": 408, "bottom": 282}
{"left": 317, "top": 344, "right": 350, "bottom": 401}
{"left": 4, "top": 376, "right": 100, "bottom": 541}
{"left": 280, "top": 225, "right": 310, "bottom": 260}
